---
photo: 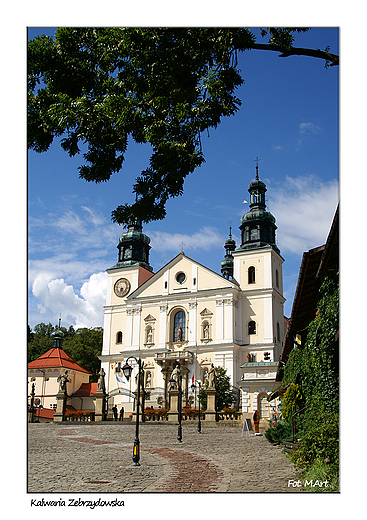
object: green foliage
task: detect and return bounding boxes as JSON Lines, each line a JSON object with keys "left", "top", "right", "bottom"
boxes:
{"left": 291, "top": 412, "right": 339, "bottom": 468}
{"left": 28, "top": 322, "right": 103, "bottom": 381}
{"left": 28, "top": 28, "right": 336, "bottom": 224}
{"left": 281, "top": 383, "right": 304, "bottom": 423}
{"left": 199, "top": 366, "right": 235, "bottom": 410}
{"left": 264, "top": 420, "right": 292, "bottom": 444}
{"left": 63, "top": 327, "right": 103, "bottom": 381}
{"left": 300, "top": 458, "right": 339, "bottom": 493}
{"left": 283, "top": 272, "right": 339, "bottom": 417}
{"left": 28, "top": 28, "right": 253, "bottom": 224}
{"left": 260, "top": 28, "right": 309, "bottom": 47}
{"left": 276, "top": 272, "right": 339, "bottom": 474}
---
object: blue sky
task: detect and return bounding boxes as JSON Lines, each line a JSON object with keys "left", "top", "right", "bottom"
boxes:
{"left": 28, "top": 27, "right": 339, "bottom": 329}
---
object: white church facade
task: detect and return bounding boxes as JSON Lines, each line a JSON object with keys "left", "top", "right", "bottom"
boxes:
{"left": 99, "top": 165, "right": 285, "bottom": 425}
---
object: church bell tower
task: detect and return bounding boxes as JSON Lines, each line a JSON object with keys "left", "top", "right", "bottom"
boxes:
{"left": 238, "top": 158, "right": 279, "bottom": 254}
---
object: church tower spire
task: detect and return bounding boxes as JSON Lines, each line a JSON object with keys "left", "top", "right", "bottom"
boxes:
{"left": 238, "top": 160, "right": 279, "bottom": 254}
{"left": 221, "top": 225, "right": 236, "bottom": 279}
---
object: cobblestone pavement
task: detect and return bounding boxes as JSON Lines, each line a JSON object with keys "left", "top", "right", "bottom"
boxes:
{"left": 28, "top": 422, "right": 304, "bottom": 493}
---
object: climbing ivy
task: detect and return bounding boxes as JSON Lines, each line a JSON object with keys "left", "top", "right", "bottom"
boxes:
{"left": 266, "top": 270, "right": 339, "bottom": 487}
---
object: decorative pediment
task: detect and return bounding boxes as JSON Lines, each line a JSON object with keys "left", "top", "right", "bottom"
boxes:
{"left": 200, "top": 308, "right": 213, "bottom": 317}
{"left": 144, "top": 314, "right": 156, "bottom": 322}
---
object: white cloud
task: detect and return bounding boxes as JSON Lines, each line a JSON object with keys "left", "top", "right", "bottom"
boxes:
{"left": 32, "top": 272, "right": 107, "bottom": 328}
{"left": 268, "top": 174, "right": 338, "bottom": 255}
{"left": 148, "top": 226, "right": 224, "bottom": 253}
{"left": 299, "top": 122, "right": 323, "bottom": 134}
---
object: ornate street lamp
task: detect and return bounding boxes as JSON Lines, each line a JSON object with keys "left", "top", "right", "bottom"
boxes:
{"left": 122, "top": 356, "right": 144, "bottom": 466}
{"left": 169, "top": 366, "right": 182, "bottom": 443}
{"left": 191, "top": 380, "right": 202, "bottom": 433}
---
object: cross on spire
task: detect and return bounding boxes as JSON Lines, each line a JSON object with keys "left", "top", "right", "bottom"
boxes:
{"left": 180, "top": 242, "right": 185, "bottom": 253}
{"left": 253, "top": 156, "right": 261, "bottom": 180}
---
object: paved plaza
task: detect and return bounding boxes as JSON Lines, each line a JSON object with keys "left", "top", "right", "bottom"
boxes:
{"left": 28, "top": 421, "right": 304, "bottom": 493}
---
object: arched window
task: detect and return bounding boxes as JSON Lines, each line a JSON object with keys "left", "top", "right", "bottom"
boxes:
{"left": 116, "top": 331, "right": 123, "bottom": 343}
{"left": 277, "top": 322, "right": 280, "bottom": 342}
{"left": 173, "top": 310, "right": 186, "bottom": 341}
{"left": 248, "top": 266, "right": 255, "bottom": 284}
{"left": 248, "top": 321, "right": 256, "bottom": 335}
{"left": 276, "top": 269, "right": 279, "bottom": 287}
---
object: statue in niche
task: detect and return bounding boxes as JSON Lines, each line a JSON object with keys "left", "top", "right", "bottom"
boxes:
{"left": 145, "top": 371, "right": 151, "bottom": 389}
{"left": 203, "top": 323, "right": 209, "bottom": 339}
{"left": 176, "top": 326, "right": 182, "bottom": 341}
{"left": 207, "top": 364, "right": 218, "bottom": 389}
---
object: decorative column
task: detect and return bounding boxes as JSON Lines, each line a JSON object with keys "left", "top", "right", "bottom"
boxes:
{"left": 204, "top": 388, "right": 217, "bottom": 422}
{"left": 169, "top": 388, "right": 179, "bottom": 422}
{"left": 216, "top": 299, "right": 224, "bottom": 342}
{"left": 132, "top": 307, "right": 142, "bottom": 349}
{"left": 188, "top": 301, "right": 197, "bottom": 347}
{"left": 125, "top": 308, "right": 134, "bottom": 348}
{"left": 159, "top": 304, "right": 168, "bottom": 349}
{"left": 204, "top": 364, "right": 218, "bottom": 422}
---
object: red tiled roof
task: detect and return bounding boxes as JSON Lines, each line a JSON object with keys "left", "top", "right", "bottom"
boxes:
{"left": 72, "top": 382, "right": 98, "bottom": 397}
{"left": 28, "top": 347, "right": 92, "bottom": 374}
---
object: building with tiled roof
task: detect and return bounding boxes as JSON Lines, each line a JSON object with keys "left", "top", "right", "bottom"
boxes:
{"left": 28, "top": 328, "right": 92, "bottom": 413}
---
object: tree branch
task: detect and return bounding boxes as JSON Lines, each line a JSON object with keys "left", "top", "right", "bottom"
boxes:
{"left": 249, "top": 43, "right": 339, "bottom": 66}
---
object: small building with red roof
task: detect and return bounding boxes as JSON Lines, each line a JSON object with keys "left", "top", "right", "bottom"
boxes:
{"left": 28, "top": 328, "right": 94, "bottom": 416}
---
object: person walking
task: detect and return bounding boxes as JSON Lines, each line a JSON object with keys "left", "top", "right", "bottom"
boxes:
{"left": 119, "top": 406, "right": 124, "bottom": 421}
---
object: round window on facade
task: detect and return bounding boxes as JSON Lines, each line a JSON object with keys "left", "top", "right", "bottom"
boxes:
{"left": 176, "top": 272, "right": 186, "bottom": 284}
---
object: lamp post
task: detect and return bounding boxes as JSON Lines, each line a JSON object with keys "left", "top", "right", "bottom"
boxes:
{"left": 169, "top": 364, "right": 182, "bottom": 443}
{"left": 122, "top": 356, "right": 144, "bottom": 466}
{"left": 191, "top": 380, "right": 202, "bottom": 433}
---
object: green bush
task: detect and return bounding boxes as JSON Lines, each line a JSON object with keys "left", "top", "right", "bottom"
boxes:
{"left": 281, "top": 383, "right": 304, "bottom": 422}
{"left": 265, "top": 420, "right": 292, "bottom": 444}
{"left": 290, "top": 412, "right": 339, "bottom": 469}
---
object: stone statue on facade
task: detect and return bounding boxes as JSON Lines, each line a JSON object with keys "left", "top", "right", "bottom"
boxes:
{"left": 207, "top": 364, "right": 218, "bottom": 388}
{"left": 57, "top": 370, "right": 70, "bottom": 393}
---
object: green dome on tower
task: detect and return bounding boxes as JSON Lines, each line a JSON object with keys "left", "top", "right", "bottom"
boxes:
{"left": 237, "top": 159, "right": 279, "bottom": 254}
{"left": 111, "top": 219, "right": 153, "bottom": 271}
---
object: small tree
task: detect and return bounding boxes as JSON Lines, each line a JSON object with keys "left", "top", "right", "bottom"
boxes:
{"left": 199, "top": 366, "right": 236, "bottom": 410}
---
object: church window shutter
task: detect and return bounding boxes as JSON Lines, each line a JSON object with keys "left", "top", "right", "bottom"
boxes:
{"left": 248, "top": 266, "right": 255, "bottom": 284}
{"left": 248, "top": 321, "right": 256, "bottom": 335}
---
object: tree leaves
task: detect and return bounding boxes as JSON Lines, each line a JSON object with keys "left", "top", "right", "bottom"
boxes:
{"left": 28, "top": 27, "right": 337, "bottom": 223}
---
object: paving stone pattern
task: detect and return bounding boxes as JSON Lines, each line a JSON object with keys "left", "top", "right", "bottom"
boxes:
{"left": 28, "top": 422, "right": 304, "bottom": 493}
